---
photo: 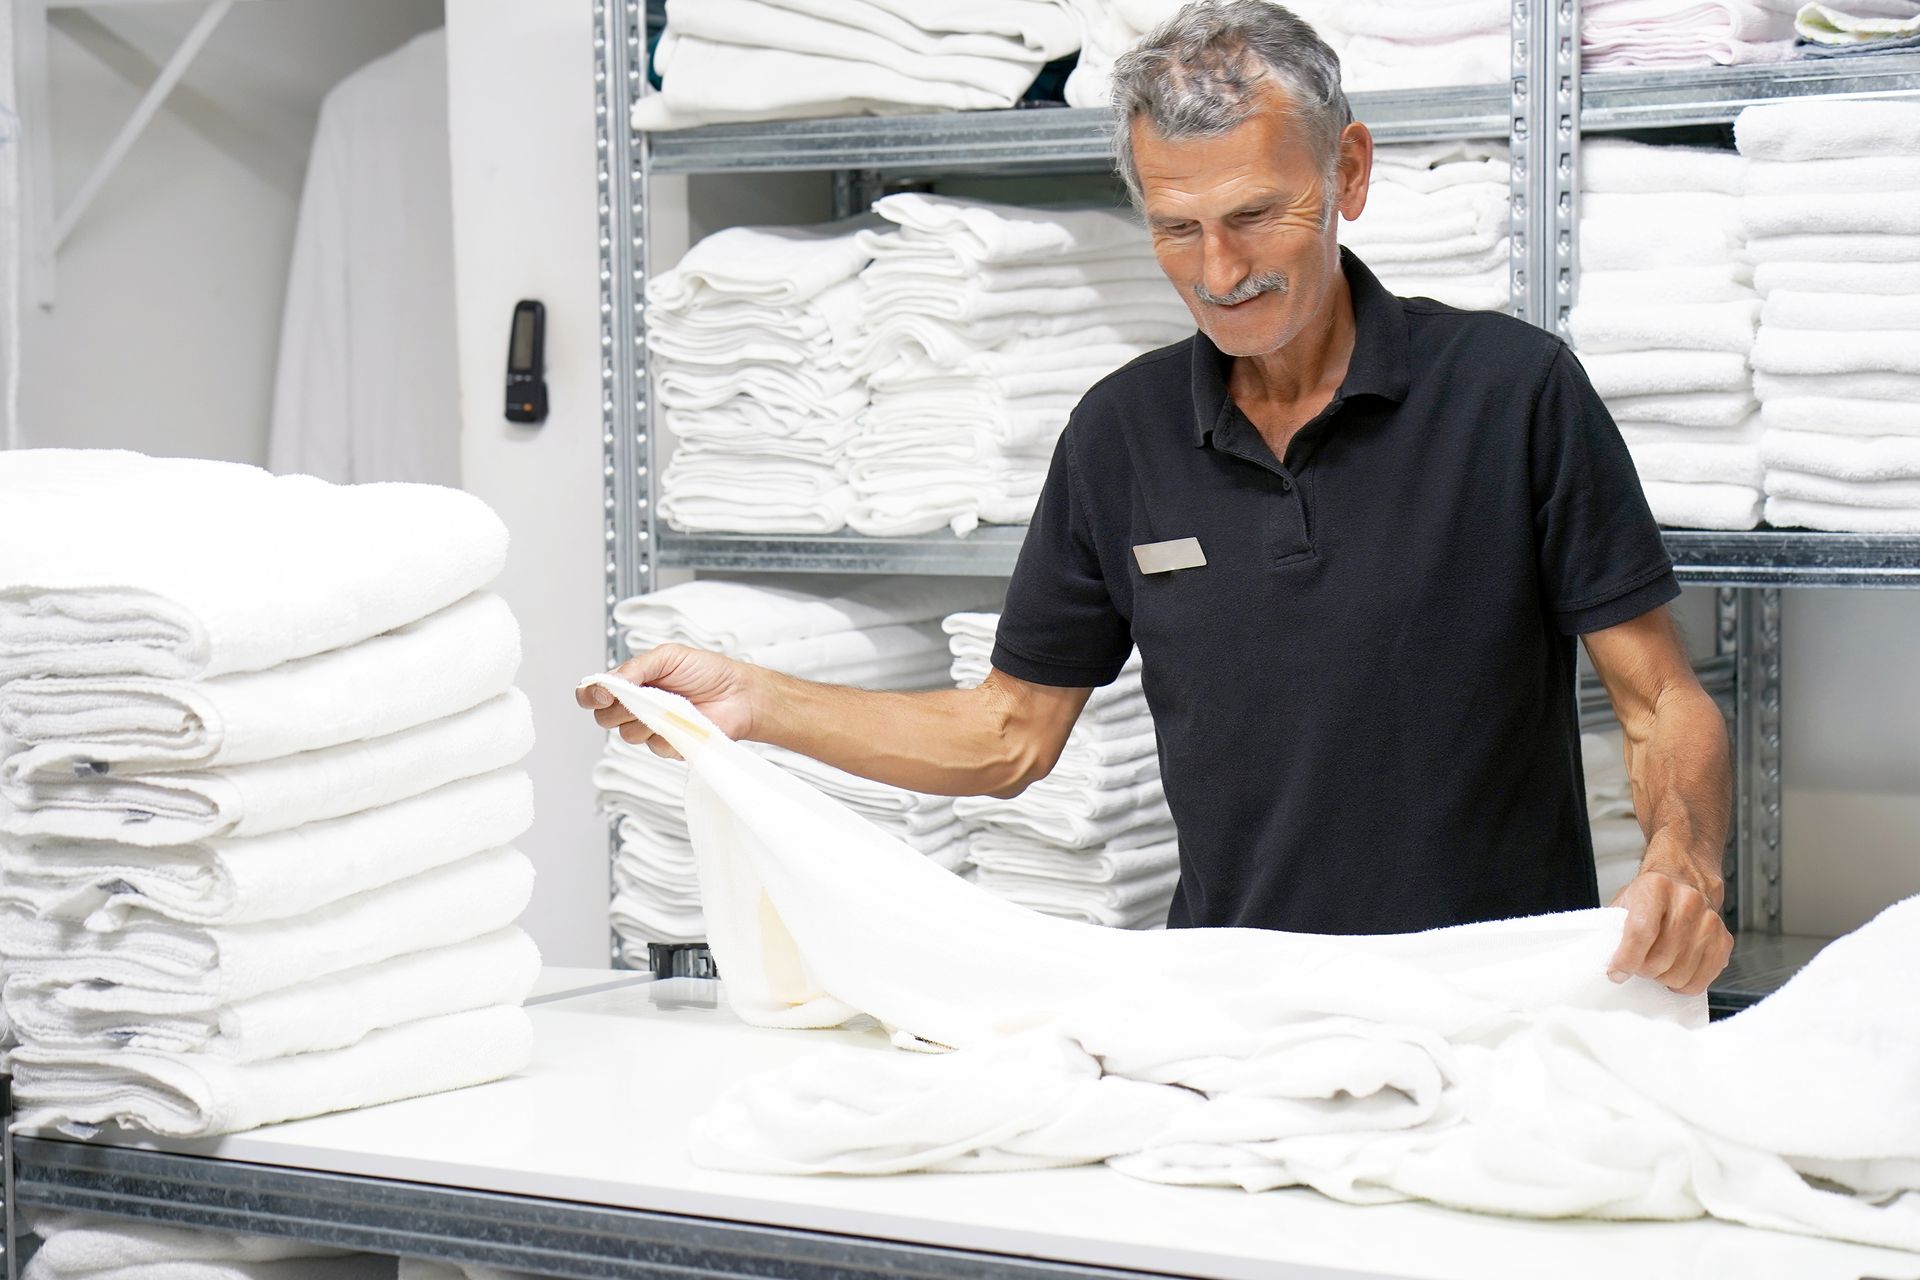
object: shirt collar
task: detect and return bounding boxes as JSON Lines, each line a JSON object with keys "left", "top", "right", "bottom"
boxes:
{"left": 1189, "top": 247, "right": 1413, "bottom": 447}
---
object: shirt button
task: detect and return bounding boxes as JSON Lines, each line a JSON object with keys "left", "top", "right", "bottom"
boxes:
{"left": 1280, "top": 477, "right": 1293, "bottom": 492}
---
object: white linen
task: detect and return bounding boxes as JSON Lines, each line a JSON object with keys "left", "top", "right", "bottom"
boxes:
{"left": 1759, "top": 428, "right": 1920, "bottom": 482}
{"left": 1762, "top": 289, "right": 1920, "bottom": 332}
{"left": 1759, "top": 396, "right": 1920, "bottom": 438}
{"left": 269, "top": 29, "right": 459, "bottom": 488}
{"left": 1734, "top": 97, "right": 1920, "bottom": 162}
{"left": 1578, "top": 265, "right": 1754, "bottom": 305}
{"left": 1641, "top": 480, "right": 1764, "bottom": 530}
{"left": 1765, "top": 469, "right": 1920, "bottom": 509}
{"left": 1763, "top": 496, "right": 1920, "bottom": 532}
{"left": 23, "top": 1212, "right": 365, "bottom": 1275}
{"left": 618, "top": 576, "right": 1001, "bottom": 651}
{"left": 581, "top": 678, "right": 1920, "bottom": 1250}
{"left": 0, "top": 451, "right": 508, "bottom": 682}
{"left": 1568, "top": 300, "right": 1759, "bottom": 355}
{"left": 10, "top": 1002, "right": 532, "bottom": 1139}
{"left": 1754, "top": 259, "right": 1920, "bottom": 296}
{"left": 1745, "top": 155, "right": 1920, "bottom": 195}
{"left": 1580, "top": 137, "right": 1747, "bottom": 194}
{"left": 1628, "top": 441, "right": 1765, "bottom": 487}
{"left": 2, "top": 767, "right": 533, "bottom": 929}
{"left": 1578, "top": 350, "right": 1753, "bottom": 398}
{"left": 1797, "top": 1, "right": 1920, "bottom": 42}
{"left": 1752, "top": 328, "right": 1920, "bottom": 377}
{"left": 1604, "top": 391, "right": 1757, "bottom": 428}
{"left": 1743, "top": 190, "right": 1920, "bottom": 238}
{"left": 0, "top": 590, "right": 519, "bottom": 778}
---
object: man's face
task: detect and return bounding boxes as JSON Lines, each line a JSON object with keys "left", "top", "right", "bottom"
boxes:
{"left": 1133, "top": 83, "right": 1369, "bottom": 359}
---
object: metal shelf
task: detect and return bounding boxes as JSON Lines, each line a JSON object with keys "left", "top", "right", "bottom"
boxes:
{"left": 660, "top": 526, "right": 1920, "bottom": 587}
{"left": 646, "top": 83, "right": 1509, "bottom": 175}
{"left": 1582, "top": 51, "right": 1920, "bottom": 131}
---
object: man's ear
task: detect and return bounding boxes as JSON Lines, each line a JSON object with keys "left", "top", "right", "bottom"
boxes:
{"left": 1336, "top": 121, "right": 1375, "bottom": 223}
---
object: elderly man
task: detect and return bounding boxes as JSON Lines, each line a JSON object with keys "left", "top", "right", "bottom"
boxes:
{"left": 579, "top": 0, "right": 1735, "bottom": 995}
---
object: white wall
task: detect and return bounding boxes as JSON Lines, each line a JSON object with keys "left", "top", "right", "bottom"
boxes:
{"left": 17, "top": 0, "right": 442, "bottom": 462}
{"left": 445, "top": 0, "right": 608, "bottom": 968}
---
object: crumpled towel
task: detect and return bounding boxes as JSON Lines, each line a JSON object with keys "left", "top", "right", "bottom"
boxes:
{"left": 579, "top": 677, "right": 1920, "bottom": 1251}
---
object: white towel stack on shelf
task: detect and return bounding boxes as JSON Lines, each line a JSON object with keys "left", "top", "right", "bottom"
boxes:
{"left": 1737, "top": 99, "right": 1920, "bottom": 533}
{"left": 942, "top": 612, "right": 1177, "bottom": 930}
{"left": 1337, "top": 0, "right": 1508, "bottom": 90}
{"left": 1349, "top": 140, "right": 1513, "bottom": 312}
{"left": 1582, "top": 728, "right": 1646, "bottom": 904}
{"left": 597, "top": 576, "right": 1002, "bottom": 960}
{"left": 650, "top": 218, "right": 877, "bottom": 536}
{"left": 1060, "top": 0, "right": 1349, "bottom": 106}
{"left": 630, "top": 0, "right": 1082, "bottom": 131}
{"left": 851, "top": 193, "right": 1191, "bottom": 536}
{"left": 1570, "top": 139, "right": 1763, "bottom": 531}
{"left": 0, "top": 450, "right": 538, "bottom": 1138}
{"left": 1582, "top": 0, "right": 1797, "bottom": 70}
{"left": 22, "top": 1212, "right": 395, "bottom": 1280}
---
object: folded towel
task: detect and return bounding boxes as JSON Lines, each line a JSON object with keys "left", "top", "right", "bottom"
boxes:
{"left": 1758, "top": 395, "right": 1920, "bottom": 438}
{"left": 1581, "top": 219, "right": 1739, "bottom": 270}
{"left": 1759, "top": 427, "right": 1920, "bottom": 482}
{"left": 873, "top": 193, "right": 1154, "bottom": 267}
{"left": 1752, "top": 327, "right": 1920, "bottom": 377}
{"left": 1763, "top": 495, "right": 1920, "bottom": 532}
{"left": 5, "top": 926, "right": 540, "bottom": 1062}
{"left": 1764, "top": 468, "right": 1920, "bottom": 509}
{"left": 955, "top": 795, "right": 1173, "bottom": 850}
{"left": 1579, "top": 265, "right": 1755, "bottom": 305}
{"left": 1604, "top": 391, "right": 1757, "bottom": 429}
{"left": 1795, "top": 28, "right": 1920, "bottom": 56}
{"left": 974, "top": 865, "right": 1181, "bottom": 929}
{"left": 10, "top": 1002, "right": 532, "bottom": 1138}
{"left": 1796, "top": 2, "right": 1920, "bottom": 45}
{"left": 0, "top": 590, "right": 519, "bottom": 777}
{"left": 1737, "top": 93, "right": 1920, "bottom": 163}
{"left": 1743, "top": 232, "right": 1920, "bottom": 265}
{"left": 1579, "top": 350, "right": 1754, "bottom": 398}
{"left": 1569, "top": 299, "right": 1759, "bottom": 355}
{"left": 1629, "top": 441, "right": 1764, "bottom": 486}
{"left": 1617, "top": 416, "right": 1762, "bottom": 447}
{"left": 1745, "top": 155, "right": 1920, "bottom": 196}
{"left": 620, "top": 576, "right": 1002, "bottom": 652}
{"left": 0, "top": 450, "right": 507, "bottom": 682}
{"left": 1373, "top": 263, "right": 1513, "bottom": 312}
{"left": 1754, "top": 368, "right": 1920, "bottom": 402}
{"left": 0, "top": 844, "right": 535, "bottom": 1007}
{"left": 1641, "top": 480, "right": 1764, "bottom": 530}
{"left": 1341, "top": 32, "right": 1510, "bottom": 91}
{"left": 1762, "top": 289, "right": 1920, "bottom": 333}
{"left": 1743, "top": 191, "right": 1920, "bottom": 239}
{"left": 1580, "top": 138, "right": 1746, "bottom": 194}
{"left": 1, "top": 688, "right": 533, "bottom": 846}
{"left": 967, "top": 835, "right": 1180, "bottom": 885}
{"left": 3, "top": 766, "right": 534, "bottom": 929}
{"left": 1752, "top": 260, "right": 1920, "bottom": 298}
{"left": 23, "top": 1211, "right": 364, "bottom": 1271}
{"left": 1583, "top": 190, "right": 1743, "bottom": 229}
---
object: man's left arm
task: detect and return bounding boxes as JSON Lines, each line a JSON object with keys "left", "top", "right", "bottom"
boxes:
{"left": 1582, "top": 605, "right": 1735, "bottom": 996}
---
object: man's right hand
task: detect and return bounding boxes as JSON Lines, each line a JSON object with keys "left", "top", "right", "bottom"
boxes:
{"left": 576, "top": 644, "right": 760, "bottom": 758}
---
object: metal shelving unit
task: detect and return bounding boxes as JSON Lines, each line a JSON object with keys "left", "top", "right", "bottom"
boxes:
{"left": 598, "top": 1, "right": 1920, "bottom": 1007}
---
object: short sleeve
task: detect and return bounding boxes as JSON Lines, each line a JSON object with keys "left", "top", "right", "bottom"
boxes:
{"left": 990, "top": 428, "right": 1133, "bottom": 687}
{"left": 1533, "top": 343, "right": 1680, "bottom": 635}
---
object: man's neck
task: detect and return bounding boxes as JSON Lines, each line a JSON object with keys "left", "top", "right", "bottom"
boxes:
{"left": 1229, "top": 266, "right": 1358, "bottom": 422}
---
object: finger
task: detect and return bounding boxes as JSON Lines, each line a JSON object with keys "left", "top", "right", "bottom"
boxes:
{"left": 575, "top": 684, "right": 612, "bottom": 710}
{"left": 594, "top": 704, "right": 636, "bottom": 730}
{"left": 1640, "top": 902, "right": 1693, "bottom": 982}
{"left": 1608, "top": 895, "right": 1662, "bottom": 983}
{"left": 1675, "top": 920, "right": 1735, "bottom": 996}
{"left": 617, "top": 644, "right": 682, "bottom": 688}
{"left": 646, "top": 737, "right": 683, "bottom": 761}
{"left": 618, "top": 721, "right": 656, "bottom": 747}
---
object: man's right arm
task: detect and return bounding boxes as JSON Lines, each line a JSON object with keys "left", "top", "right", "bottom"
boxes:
{"left": 575, "top": 642, "right": 1092, "bottom": 799}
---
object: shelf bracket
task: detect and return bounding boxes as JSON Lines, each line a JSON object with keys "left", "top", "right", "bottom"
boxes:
{"left": 1510, "top": 0, "right": 1579, "bottom": 333}
{"left": 1730, "top": 588, "right": 1785, "bottom": 936}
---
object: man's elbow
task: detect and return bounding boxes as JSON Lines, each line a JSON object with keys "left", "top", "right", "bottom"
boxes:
{"left": 973, "top": 686, "right": 1065, "bottom": 799}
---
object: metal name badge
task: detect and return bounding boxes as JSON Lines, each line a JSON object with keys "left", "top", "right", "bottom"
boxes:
{"left": 1132, "top": 537, "right": 1207, "bottom": 574}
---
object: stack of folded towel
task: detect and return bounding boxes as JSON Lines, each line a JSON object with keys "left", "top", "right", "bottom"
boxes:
{"left": 1570, "top": 139, "right": 1763, "bottom": 531}
{"left": 0, "top": 450, "right": 539, "bottom": 1138}
{"left": 598, "top": 576, "right": 1000, "bottom": 959}
{"left": 1737, "top": 98, "right": 1920, "bottom": 533}
{"left": 630, "top": 0, "right": 1082, "bottom": 131}
{"left": 943, "top": 612, "right": 1177, "bottom": 930}
{"left": 851, "top": 193, "right": 1191, "bottom": 536}
{"left": 1582, "top": 728, "right": 1647, "bottom": 904}
{"left": 1337, "top": 0, "right": 1508, "bottom": 90}
{"left": 23, "top": 1212, "right": 395, "bottom": 1280}
{"left": 651, "top": 218, "right": 874, "bottom": 535}
{"left": 1582, "top": 0, "right": 1798, "bottom": 70}
{"left": 1350, "top": 141, "right": 1512, "bottom": 312}
{"left": 1794, "top": 1, "right": 1920, "bottom": 58}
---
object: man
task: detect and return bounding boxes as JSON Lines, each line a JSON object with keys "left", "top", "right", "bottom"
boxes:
{"left": 578, "top": 0, "right": 1735, "bottom": 996}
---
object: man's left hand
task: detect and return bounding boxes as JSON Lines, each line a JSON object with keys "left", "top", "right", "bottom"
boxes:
{"left": 1606, "top": 870, "right": 1734, "bottom": 996}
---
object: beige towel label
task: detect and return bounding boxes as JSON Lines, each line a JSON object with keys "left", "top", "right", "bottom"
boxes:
{"left": 1133, "top": 537, "right": 1207, "bottom": 574}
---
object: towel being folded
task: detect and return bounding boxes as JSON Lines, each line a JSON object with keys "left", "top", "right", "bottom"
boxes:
{"left": 3, "top": 767, "right": 533, "bottom": 929}
{"left": 1641, "top": 480, "right": 1763, "bottom": 531}
{"left": 0, "top": 590, "right": 520, "bottom": 777}
{"left": 1, "top": 689, "right": 533, "bottom": 846}
{"left": 1763, "top": 495, "right": 1920, "bottom": 532}
{"left": 1734, "top": 97, "right": 1920, "bottom": 162}
{"left": 10, "top": 1002, "right": 532, "bottom": 1138}
{"left": 0, "top": 450, "right": 507, "bottom": 683}
{"left": 1569, "top": 299, "right": 1759, "bottom": 355}
{"left": 5, "top": 926, "right": 540, "bottom": 1062}
{"left": 1759, "top": 427, "right": 1920, "bottom": 482}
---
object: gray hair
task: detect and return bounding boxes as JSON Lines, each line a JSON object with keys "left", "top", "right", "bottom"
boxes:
{"left": 1110, "top": 1, "right": 1353, "bottom": 213}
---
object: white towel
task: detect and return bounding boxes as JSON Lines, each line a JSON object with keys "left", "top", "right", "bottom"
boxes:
{"left": 1753, "top": 259, "right": 1920, "bottom": 297}
{"left": 1580, "top": 138, "right": 1747, "bottom": 194}
{"left": 967, "top": 835, "right": 1179, "bottom": 885}
{"left": 872, "top": 192, "right": 1154, "bottom": 266}
{"left": 1754, "top": 369, "right": 1920, "bottom": 402}
{"left": 1758, "top": 396, "right": 1920, "bottom": 438}
{"left": 5, "top": 927, "right": 540, "bottom": 1062}
{"left": 3, "top": 767, "right": 533, "bottom": 929}
{"left": 1642, "top": 480, "right": 1764, "bottom": 530}
{"left": 1759, "top": 427, "right": 1920, "bottom": 482}
{"left": 1765, "top": 468, "right": 1920, "bottom": 509}
{"left": 1617, "top": 416, "right": 1762, "bottom": 447}
{"left": 1743, "top": 232, "right": 1920, "bottom": 265}
{"left": 2, "top": 688, "right": 533, "bottom": 846}
{"left": 1569, "top": 299, "right": 1759, "bottom": 354}
{"left": 972, "top": 867, "right": 1180, "bottom": 929}
{"left": 0, "top": 590, "right": 520, "bottom": 777}
{"left": 1578, "top": 349, "right": 1754, "bottom": 398}
{"left": 1629, "top": 441, "right": 1764, "bottom": 486}
{"left": 1582, "top": 190, "right": 1742, "bottom": 229}
{"left": 1579, "top": 265, "right": 1754, "bottom": 305}
{"left": 0, "top": 450, "right": 507, "bottom": 682}
{"left": 0, "top": 845, "right": 535, "bottom": 1007}
{"left": 1743, "top": 190, "right": 1920, "bottom": 239}
{"left": 1581, "top": 219, "right": 1739, "bottom": 270}
{"left": 1745, "top": 155, "right": 1920, "bottom": 196}
{"left": 1762, "top": 289, "right": 1920, "bottom": 333}
{"left": 1796, "top": 1, "right": 1920, "bottom": 42}
{"left": 657, "top": 471, "right": 851, "bottom": 536}
{"left": 1341, "top": 32, "right": 1510, "bottom": 91}
{"left": 1734, "top": 97, "right": 1920, "bottom": 162}
{"left": 1763, "top": 495, "right": 1920, "bottom": 532}
{"left": 22, "top": 1212, "right": 364, "bottom": 1272}
{"left": 618, "top": 576, "right": 1002, "bottom": 651}
{"left": 11, "top": 1002, "right": 532, "bottom": 1138}
{"left": 648, "top": 215, "right": 877, "bottom": 311}
{"left": 1604, "top": 391, "right": 1757, "bottom": 429}
{"left": 1752, "top": 327, "right": 1920, "bottom": 377}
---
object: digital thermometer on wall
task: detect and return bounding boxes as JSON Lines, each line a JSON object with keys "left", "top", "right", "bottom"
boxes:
{"left": 505, "top": 299, "right": 549, "bottom": 424}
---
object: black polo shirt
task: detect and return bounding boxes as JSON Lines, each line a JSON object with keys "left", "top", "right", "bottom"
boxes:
{"left": 991, "top": 249, "right": 1678, "bottom": 936}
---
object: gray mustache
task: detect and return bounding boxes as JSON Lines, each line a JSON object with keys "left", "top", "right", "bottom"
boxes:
{"left": 1194, "top": 271, "right": 1290, "bottom": 307}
